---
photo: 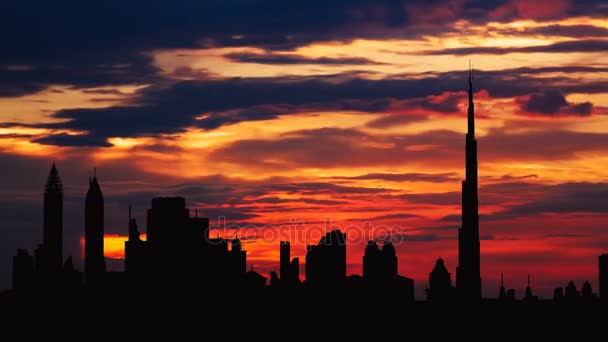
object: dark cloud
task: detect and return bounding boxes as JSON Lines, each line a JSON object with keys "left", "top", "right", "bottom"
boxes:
{"left": 390, "top": 233, "right": 442, "bottom": 242}
{"left": 209, "top": 127, "right": 463, "bottom": 169}
{"left": 421, "top": 40, "right": 608, "bottom": 55}
{"left": 519, "top": 90, "right": 592, "bottom": 116}
{"left": 210, "top": 123, "right": 608, "bottom": 171}
{"left": 242, "top": 197, "right": 348, "bottom": 206}
{"left": 407, "top": 92, "right": 464, "bottom": 113}
{"left": 400, "top": 192, "right": 461, "bottom": 205}
{"left": 32, "top": 133, "right": 114, "bottom": 147}
{"left": 223, "top": 52, "right": 385, "bottom": 65}
{"left": 505, "top": 182, "right": 608, "bottom": 215}
{"left": 366, "top": 114, "right": 428, "bottom": 128}
{"left": 480, "top": 128, "right": 608, "bottom": 161}
{"left": 508, "top": 24, "right": 608, "bottom": 38}
{"left": 348, "top": 213, "right": 422, "bottom": 222}
{"left": 544, "top": 233, "right": 585, "bottom": 238}
{"left": 13, "top": 67, "right": 608, "bottom": 146}
{"left": 2, "top": 1, "right": 606, "bottom": 97}
{"left": 0, "top": 51, "right": 159, "bottom": 97}
{"left": 335, "top": 172, "right": 459, "bottom": 182}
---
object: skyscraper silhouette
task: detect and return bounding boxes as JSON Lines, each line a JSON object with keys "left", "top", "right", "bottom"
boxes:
{"left": 305, "top": 230, "right": 346, "bottom": 287}
{"left": 279, "top": 241, "right": 300, "bottom": 286}
{"left": 85, "top": 170, "right": 106, "bottom": 285}
{"left": 427, "top": 257, "right": 455, "bottom": 301}
{"left": 39, "top": 162, "right": 63, "bottom": 273}
{"left": 457, "top": 64, "right": 482, "bottom": 300}
{"left": 124, "top": 205, "right": 147, "bottom": 274}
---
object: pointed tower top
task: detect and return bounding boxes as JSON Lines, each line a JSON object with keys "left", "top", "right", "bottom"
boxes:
{"left": 45, "top": 162, "right": 63, "bottom": 193}
{"left": 467, "top": 61, "right": 475, "bottom": 137}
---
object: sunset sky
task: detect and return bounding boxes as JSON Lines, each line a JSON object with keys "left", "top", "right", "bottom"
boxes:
{"left": 1, "top": 0, "right": 607, "bottom": 298}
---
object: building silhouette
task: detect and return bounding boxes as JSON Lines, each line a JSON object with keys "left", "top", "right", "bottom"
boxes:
{"left": 363, "top": 241, "right": 398, "bottom": 281}
{"left": 362, "top": 240, "right": 414, "bottom": 301}
{"left": 581, "top": 281, "right": 595, "bottom": 301}
{"left": 280, "top": 241, "right": 300, "bottom": 287}
{"left": 12, "top": 163, "right": 82, "bottom": 294}
{"left": 600, "top": 254, "right": 608, "bottom": 302}
{"left": 84, "top": 170, "right": 106, "bottom": 285}
{"left": 7, "top": 68, "right": 607, "bottom": 305}
{"left": 427, "top": 257, "right": 456, "bottom": 301}
{"left": 38, "top": 162, "right": 63, "bottom": 274}
{"left": 12, "top": 249, "right": 34, "bottom": 293}
{"left": 457, "top": 64, "right": 482, "bottom": 301}
{"left": 229, "top": 236, "right": 247, "bottom": 275}
{"left": 306, "top": 230, "right": 346, "bottom": 287}
{"left": 498, "top": 273, "right": 516, "bottom": 302}
{"left": 124, "top": 206, "right": 147, "bottom": 274}
{"left": 523, "top": 274, "right": 538, "bottom": 302}
{"left": 564, "top": 280, "right": 580, "bottom": 301}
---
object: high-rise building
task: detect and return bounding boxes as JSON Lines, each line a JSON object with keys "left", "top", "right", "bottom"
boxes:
{"left": 600, "top": 254, "right": 608, "bottom": 302}
{"left": 363, "top": 241, "right": 380, "bottom": 280}
{"left": 13, "top": 249, "right": 34, "bottom": 292}
{"left": 305, "top": 230, "right": 346, "bottom": 286}
{"left": 85, "top": 170, "right": 106, "bottom": 284}
{"left": 523, "top": 274, "right": 538, "bottom": 302}
{"left": 280, "top": 241, "right": 291, "bottom": 281}
{"left": 230, "top": 236, "right": 247, "bottom": 275}
{"left": 279, "top": 241, "right": 300, "bottom": 286}
{"left": 457, "top": 64, "right": 482, "bottom": 300}
{"left": 428, "top": 258, "right": 455, "bottom": 301}
{"left": 124, "top": 205, "right": 147, "bottom": 274}
{"left": 363, "top": 241, "right": 397, "bottom": 282}
{"left": 39, "top": 162, "right": 64, "bottom": 273}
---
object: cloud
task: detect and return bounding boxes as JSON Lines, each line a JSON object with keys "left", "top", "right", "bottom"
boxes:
{"left": 505, "top": 182, "right": 608, "bottom": 215}
{"left": 407, "top": 91, "right": 464, "bottom": 113}
{"left": 32, "top": 133, "right": 114, "bottom": 147}
{"left": 335, "top": 172, "right": 459, "bottom": 183}
{"left": 223, "top": 52, "right": 385, "bottom": 65}
{"left": 519, "top": 90, "right": 593, "bottom": 116}
{"left": 390, "top": 233, "right": 442, "bottom": 242}
{"left": 400, "top": 192, "right": 461, "bottom": 205}
{"left": 209, "top": 127, "right": 463, "bottom": 169}
{"left": 507, "top": 24, "right": 608, "bottom": 38}
{"left": 348, "top": 213, "right": 422, "bottom": 222}
{"left": 366, "top": 114, "right": 428, "bottom": 128}
{"left": 16, "top": 67, "right": 608, "bottom": 146}
{"left": 421, "top": 40, "right": 608, "bottom": 55}
{"left": 544, "top": 233, "right": 585, "bottom": 238}
{"left": 2, "top": 1, "right": 606, "bottom": 97}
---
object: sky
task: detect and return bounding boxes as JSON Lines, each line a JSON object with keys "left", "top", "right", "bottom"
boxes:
{"left": 1, "top": 0, "right": 607, "bottom": 298}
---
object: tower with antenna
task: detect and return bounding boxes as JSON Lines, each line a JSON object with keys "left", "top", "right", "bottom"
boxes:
{"left": 457, "top": 61, "right": 482, "bottom": 301}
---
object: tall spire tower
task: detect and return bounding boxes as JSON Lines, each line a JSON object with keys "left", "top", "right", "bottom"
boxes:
{"left": 41, "top": 162, "right": 63, "bottom": 272}
{"left": 457, "top": 63, "right": 482, "bottom": 300}
{"left": 85, "top": 169, "right": 106, "bottom": 285}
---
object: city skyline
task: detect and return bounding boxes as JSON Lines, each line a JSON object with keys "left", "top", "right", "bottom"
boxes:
{"left": 1, "top": 1, "right": 608, "bottom": 299}
{"left": 5, "top": 73, "right": 606, "bottom": 301}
